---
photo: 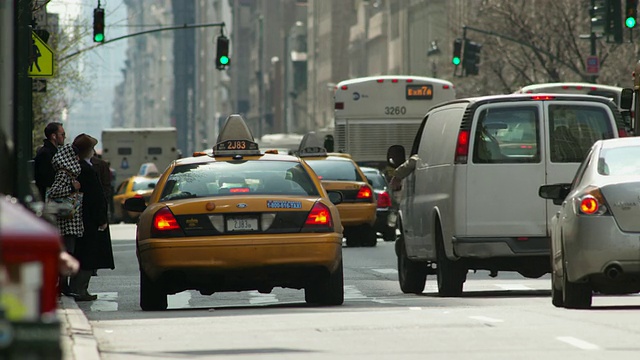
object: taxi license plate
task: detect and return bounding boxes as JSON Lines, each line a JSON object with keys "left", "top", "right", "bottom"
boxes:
{"left": 227, "top": 216, "right": 258, "bottom": 231}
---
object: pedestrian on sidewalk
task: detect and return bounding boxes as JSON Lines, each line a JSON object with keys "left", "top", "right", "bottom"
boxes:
{"left": 34, "top": 122, "right": 66, "bottom": 200}
{"left": 71, "top": 134, "right": 115, "bottom": 301}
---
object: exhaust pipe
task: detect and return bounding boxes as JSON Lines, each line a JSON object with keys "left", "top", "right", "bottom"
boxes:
{"left": 605, "top": 265, "right": 622, "bottom": 279}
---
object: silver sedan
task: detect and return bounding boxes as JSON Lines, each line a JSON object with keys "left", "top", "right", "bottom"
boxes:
{"left": 539, "top": 137, "right": 640, "bottom": 309}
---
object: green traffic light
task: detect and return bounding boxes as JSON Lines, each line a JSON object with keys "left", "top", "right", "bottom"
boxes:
{"left": 452, "top": 57, "right": 461, "bottom": 66}
{"left": 626, "top": 16, "right": 636, "bottom": 28}
{"left": 94, "top": 33, "right": 104, "bottom": 42}
{"left": 220, "top": 56, "right": 229, "bottom": 65}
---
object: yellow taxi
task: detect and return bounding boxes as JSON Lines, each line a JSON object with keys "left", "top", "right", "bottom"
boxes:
{"left": 297, "top": 133, "right": 378, "bottom": 247}
{"left": 112, "top": 175, "right": 159, "bottom": 223}
{"left": 124, "top": 114, "right": 344, "bottom": 311}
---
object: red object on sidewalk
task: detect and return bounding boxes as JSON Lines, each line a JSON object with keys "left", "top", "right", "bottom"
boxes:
{"left": 0, "top": 197, "right": 62, "bottom": 315}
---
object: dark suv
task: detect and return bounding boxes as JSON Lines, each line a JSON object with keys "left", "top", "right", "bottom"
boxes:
{"left": 360, "top": 167, "right": 397, "bottom": 242}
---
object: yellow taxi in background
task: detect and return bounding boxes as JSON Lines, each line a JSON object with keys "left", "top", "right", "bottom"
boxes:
{"left": 297, "top": 133, "right": 377, "bottom": 247}
{"left": 124, "top": 114, "right": 344, "bottom": 311}
{"left": 112, "top": 175, "right": 159, "bottom": 223}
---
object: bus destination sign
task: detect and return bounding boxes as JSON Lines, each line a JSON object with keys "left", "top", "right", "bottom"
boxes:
{"left": 405, "top": 84, "right": 433, "bottom": 100}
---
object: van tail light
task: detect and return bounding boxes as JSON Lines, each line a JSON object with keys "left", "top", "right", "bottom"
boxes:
{"left": 356, "top": 185, "right": 373, "bottom": 200}
{"left": 575, "top": 186, "right": 610, "bottom": 216}
{"left": 377, "top": 191, "right": 392, "bottom": 208}
{"left": 454, "top": 129, "right": 470, "bottom": 164}
{"left": 302, "top": 202, "right": 333, "bottom": 232}
{"left": 618, "top": 128, "right": 629, "bottom": 137}
{"left": 151, "top": 207, "right": 184, "bottom": 237}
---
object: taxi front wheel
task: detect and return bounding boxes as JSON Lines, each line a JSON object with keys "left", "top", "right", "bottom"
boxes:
{"left": 305, "top": 260, "right": 344, "bottom": 306}
{"left": 140, "top": 270, "right": 168, "bottom": 311}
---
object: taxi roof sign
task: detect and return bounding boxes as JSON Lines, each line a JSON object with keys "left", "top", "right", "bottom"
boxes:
{"left": 213, "top": 114, "right": 261, "bottom": 156}
{"left": 297, "top": 131, "right": 328, "bottom": 157}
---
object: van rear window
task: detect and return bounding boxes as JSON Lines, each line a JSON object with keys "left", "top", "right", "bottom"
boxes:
{"left": 473, "top": 106, "right": 540, "bottom": 164}
{"left": 549, "top": 105, "right": 613, "bottom": 163}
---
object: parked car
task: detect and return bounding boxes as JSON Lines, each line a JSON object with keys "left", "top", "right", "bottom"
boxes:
{"left": 539, "top": 137, "right": 640, "bottom": 309}
{"left": 360, "top": 167, "right": 397, "bottom": 241}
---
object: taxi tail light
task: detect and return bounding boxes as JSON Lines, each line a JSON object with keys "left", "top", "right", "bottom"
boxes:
{"left": 356, "top": 185, "right": 373, "bottom": 200}
{"left": 454, "top": 129, "right": 470, "bottom": 164}
{"left": 575, "top": 186, "right": 610, "bottom": 216}
{"left": 151, "top": 207, "right": 185, "bottom": 237}
{"left": 302, "top": 202, "right": 333, "bottom": 232}
{"left": 377, "top": 191, "right": 392, "bottom": 208}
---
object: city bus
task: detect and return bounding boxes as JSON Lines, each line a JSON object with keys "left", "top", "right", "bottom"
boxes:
{"left": 513, "top": 82, "right": 634, "bottom": 133}
{"left": 333, "top": 75, "right": 456, "bottom": 169}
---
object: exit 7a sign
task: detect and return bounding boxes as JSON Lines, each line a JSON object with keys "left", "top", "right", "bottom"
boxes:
{"left": 28, "top": 31, "right": 55, "bottom": 78}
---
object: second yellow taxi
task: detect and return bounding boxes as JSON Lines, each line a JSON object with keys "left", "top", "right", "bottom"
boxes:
{"left": 124, "top": 114, "right": 344, "bottom": 311}
{"left": 297, "top": 133, "right": 378, "bottom": 247}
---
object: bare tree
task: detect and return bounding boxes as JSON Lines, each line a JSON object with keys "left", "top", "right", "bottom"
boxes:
{"left": 455, "top": 0, "right": 637, "bottom": 97}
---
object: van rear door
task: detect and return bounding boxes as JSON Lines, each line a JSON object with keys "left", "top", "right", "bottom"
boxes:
{"left": 544, "top": 100, "right": 617, "bottom": 220}
{"left": 465, "top": 102, "right": 548, "bottom": 237}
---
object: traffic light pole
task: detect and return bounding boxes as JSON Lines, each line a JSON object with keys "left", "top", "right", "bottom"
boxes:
{"left": 61, "top": 22, "right": 226, "bottom": 62}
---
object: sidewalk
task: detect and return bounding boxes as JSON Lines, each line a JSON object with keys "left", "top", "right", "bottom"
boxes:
{"left": 57, "top": 295, "right": 101, "bottom": 360}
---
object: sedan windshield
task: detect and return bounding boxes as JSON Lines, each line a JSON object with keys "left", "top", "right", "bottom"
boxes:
{"left": 305, "top": 160, "right": 364, "bottom": 181}
{"left": 598, "top": 146, "right": 640, "bottom": 176}
{"left": 159, "top": 160, "right": 319, "bottom": 200}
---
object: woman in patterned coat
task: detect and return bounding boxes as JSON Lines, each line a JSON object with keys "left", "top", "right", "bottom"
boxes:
{"left": 46, "top": 143, "right": 83, "bottom": 296}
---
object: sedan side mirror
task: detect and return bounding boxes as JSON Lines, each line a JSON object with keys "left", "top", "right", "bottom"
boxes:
{"left": 327, "top": 191, "right": 343, "bottom": 205}
{"left": 124, "top": 196, "right": 147, "bottom": 212}
{"left": 538, "top": 183, "right": 571, "bottom": 206}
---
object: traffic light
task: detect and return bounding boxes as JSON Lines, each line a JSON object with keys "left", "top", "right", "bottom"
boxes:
{"left": 216, "top": 35, "right": 230, "bottom": 70}
{"left": 452, "top": 38, "right": 462, "bottom": 66}
{"left": 93, "top": 7, "right": 105, "bottom": 43}
{"left": 462, "top": 40, "right": 482, "bottom": 76}
{"left": 626, "top": 0, "right": 637, "bottom": 28}
{"left": 590, "top": 0, "right": 609, "bottom": 35}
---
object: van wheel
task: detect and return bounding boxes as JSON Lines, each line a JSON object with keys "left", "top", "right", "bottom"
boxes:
{"left": 436, "top": 228, "right": 466, "bottom": 297}
{"left": 140, "top": 270, "right": 168, "bottom": 311}
{"left": 396, "top": 237, "right": 427, "bottom": 294}
{"left": 305, "top": 260, "right": 344, "bottom": 306}
{"left": 382, "top": 226, "right": 396, "bottom": 242}
{"left": 562, "top": 254, "right": 591, "bottom": 309}
{"left": 551, "top": 256, "right": 564, "bottom": 307}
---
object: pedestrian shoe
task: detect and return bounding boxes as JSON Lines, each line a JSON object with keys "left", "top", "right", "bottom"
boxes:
{"left": 74, "top": 293, "right": 98, "bottom": 301}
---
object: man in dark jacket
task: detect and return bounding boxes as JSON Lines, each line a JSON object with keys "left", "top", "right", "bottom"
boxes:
{"left": 34, "top": 122, "right": 66, "bottom": 200}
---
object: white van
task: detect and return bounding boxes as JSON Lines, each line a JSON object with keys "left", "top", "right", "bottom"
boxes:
{"left": 387, "top": 93, "right": 628, "bottom": 297}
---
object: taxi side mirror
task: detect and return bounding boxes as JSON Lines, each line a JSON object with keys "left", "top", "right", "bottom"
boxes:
{"left": 124, "top": 196, "right": 147, "bottom": 212}
{"left": 387, "top": 145, "right": 406, "bottom": 169}
{"left": 327, "top": 191, "right": 343, "bottom": 205}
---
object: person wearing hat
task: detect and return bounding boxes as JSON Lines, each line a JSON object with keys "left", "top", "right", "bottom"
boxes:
{"left": 70, "top": 134, "right": 115, "bottom": 301}
{"left": 46, "top": 143, "right": 83, "bottom": 296}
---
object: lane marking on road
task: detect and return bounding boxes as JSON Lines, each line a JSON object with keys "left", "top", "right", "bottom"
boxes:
{"left": 90, "top": 292, "right": 118, "bottom": 312}
{"left": 372, "top": 268, "right": 398, "bottom": 274}
{"left": 344, "top": 285, "right": 367, "bottom": 299}
{"left": 469, "top": 316, "right": 504, "bottom": 323}
{"left": 409, "top": 307, "right": 422, "bottom": 310}
{"left": 248, "top": 291, "right": 278, "bottom": 304}
{"left": 168, "top": 291, "right": 192, "bottom": 309}
{"left": 556, "top": 336, "right": 600, "bottom": 350}
{"left": 495, "top": 284, "right": 534, "bottom": 291}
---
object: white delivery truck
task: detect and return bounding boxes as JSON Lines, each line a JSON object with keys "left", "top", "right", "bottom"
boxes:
{"left": 101, "top": 127, "right": 179, "bottom": 186}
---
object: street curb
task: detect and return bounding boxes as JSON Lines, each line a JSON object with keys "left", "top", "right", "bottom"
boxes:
{"left": 58, "top": 296, "right": 101, "bottom": 360}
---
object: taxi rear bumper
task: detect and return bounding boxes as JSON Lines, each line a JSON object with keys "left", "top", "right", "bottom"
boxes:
{"left": 138, "top": 233, "right": 342, "bottom": 293}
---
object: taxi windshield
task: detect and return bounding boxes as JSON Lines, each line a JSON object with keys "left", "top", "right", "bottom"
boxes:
{"left": 159, "top": 161, "right": 320, "bottom": 200}
{"left": 132, "top": 178, "right": 158, "bottom": 191}
{"left": 305, "top": 160, "right": 365, "bottom": 181}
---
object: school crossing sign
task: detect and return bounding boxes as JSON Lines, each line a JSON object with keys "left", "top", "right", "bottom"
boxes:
{"left": 28, "top": 31, "right": 55, "bottom": 78}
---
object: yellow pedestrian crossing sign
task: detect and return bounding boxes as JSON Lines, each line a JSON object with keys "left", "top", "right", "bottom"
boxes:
{"left": 29, "top": 31, "right": 54, "bottom": 78}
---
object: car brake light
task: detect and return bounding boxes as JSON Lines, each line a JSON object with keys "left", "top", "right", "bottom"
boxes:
{"left": 618, "top": 128, "right": 629, "bottom": 137}
{"left": 576, "top": 186, "right": 609, "bottom": 216}
{"left": 531, "top": 95, "right": 555, "bottom": 100}
{"left": 357, "top": 185, "right": 372, "bottom": 199}
{"left": 151, "top": 207, "right": 183, "bottom": 237}
{"left": 303, "top": 202, "right": 333, "bottom": 231}
{"left": 230, "top": 187, "right": 250, "bottom": 193}
{"left": 455, "top": 129, "right": 470, "bottom": 164}
{"left": 377, "top": 191, "right": 392, "bottom": 208}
